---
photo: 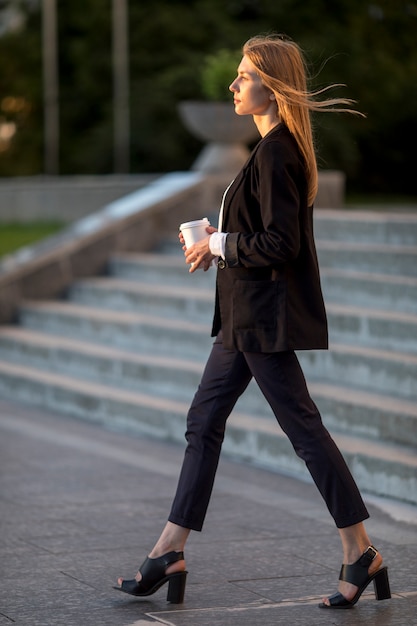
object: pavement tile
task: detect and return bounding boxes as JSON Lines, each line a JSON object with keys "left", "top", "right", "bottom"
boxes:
{"left": 0, "top": 398, "right": 416, "bottom": 626}
{"left": 149, "top": 594, "right": 414, "bottom": 626}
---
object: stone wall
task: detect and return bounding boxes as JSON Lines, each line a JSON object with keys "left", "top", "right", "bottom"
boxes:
{"left": 0, "top": 174, "right": 158, "bottom": 223}
{"left": 0, "top": 170, "right": 345, "bottom": 224}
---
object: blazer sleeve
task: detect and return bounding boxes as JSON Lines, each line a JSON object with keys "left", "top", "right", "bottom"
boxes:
{"left": 224, "top": 135, "right": 304, "bottom": 268}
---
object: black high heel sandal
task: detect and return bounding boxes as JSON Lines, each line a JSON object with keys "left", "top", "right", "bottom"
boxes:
{"left": 114, "top": 550, "right": 187, "bottom": 604}
{"left": 319, "top": 545, "right": 391, "bottom": 609}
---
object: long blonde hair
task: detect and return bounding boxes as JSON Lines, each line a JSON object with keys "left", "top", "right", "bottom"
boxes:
{"left": 243, "top": 34, "right": 363, "bottom": 206}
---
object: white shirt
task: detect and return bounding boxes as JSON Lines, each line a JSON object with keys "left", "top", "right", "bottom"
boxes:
{"left": 208, "top": 180, "right": 233, "bottom": 259}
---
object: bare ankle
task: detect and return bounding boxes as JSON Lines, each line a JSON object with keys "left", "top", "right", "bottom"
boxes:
{"left": 149, "top": 523, "right": 190, "bottom": 559}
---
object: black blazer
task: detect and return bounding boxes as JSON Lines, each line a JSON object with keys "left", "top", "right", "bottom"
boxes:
{"left": 211, "top": 123, "right": 328, "bottom": 353}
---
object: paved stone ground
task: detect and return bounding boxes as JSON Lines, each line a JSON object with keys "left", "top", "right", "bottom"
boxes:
{"left": 0, "top": 398, "right": 416, "bottom": 626}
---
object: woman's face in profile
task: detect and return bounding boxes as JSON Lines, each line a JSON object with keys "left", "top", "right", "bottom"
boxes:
{"left": 229, "top": 55, "right": 273, "bottom": 117}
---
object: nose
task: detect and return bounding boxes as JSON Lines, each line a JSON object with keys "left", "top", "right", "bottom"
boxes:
{"left": 229, "top": 78, "right": 237, "bottom": 92}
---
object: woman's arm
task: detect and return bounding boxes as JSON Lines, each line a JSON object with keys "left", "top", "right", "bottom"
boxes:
{"left": 225, "top": 139, "right": 304, "bottom": 268}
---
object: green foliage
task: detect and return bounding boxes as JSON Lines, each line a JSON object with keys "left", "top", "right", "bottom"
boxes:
{"left": 0, "top": 222, "right": 64, "bottom": 258}
{"left": 201, "top": 49, "right": 241, "bottom": 101}
{"left": 57, "top": 0, "right": 113, "bottom": 173}
{"left": 0, "top": 0, "right": 416, "bottom": 195}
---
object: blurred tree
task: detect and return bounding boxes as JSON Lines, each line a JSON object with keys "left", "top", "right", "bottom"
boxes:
{"left": 57, "top": 0, "right": 112, "bottom": 173}
{"left": 0, "top": 0, "right": 415, "bottom": 196}
{"left": 0, "top": 3, "right": 42, "bottom": 175}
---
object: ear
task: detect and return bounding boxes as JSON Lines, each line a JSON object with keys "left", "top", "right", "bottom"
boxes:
{"left": 269, "top": 93, "right": 276, "bottom": 100}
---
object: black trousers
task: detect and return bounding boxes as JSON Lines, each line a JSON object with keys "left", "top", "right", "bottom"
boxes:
{"left": 169, "top": 332, "right": 369, "bottom": 531}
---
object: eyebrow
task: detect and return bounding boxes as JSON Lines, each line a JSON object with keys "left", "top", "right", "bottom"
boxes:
{"left": 238, "top": 69, "right": 254, "bottom": 77}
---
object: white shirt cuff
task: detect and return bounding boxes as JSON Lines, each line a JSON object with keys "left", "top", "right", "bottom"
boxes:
{"left": 209, "top": 232, "right": 227, "bottom": 259}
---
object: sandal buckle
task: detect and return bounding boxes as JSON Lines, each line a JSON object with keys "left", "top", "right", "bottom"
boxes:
{"left": 366, "top": 546, "right": 378, "bottom": 561}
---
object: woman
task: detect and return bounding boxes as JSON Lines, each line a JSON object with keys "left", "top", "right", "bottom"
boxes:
{"left": 115, "top": 34, "right": 391, "bottom": 610}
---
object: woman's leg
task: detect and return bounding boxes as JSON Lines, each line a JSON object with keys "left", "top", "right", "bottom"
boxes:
{"left": 244, "top": 350, "right": 382, "bottom": 602}
{"left": 244, "top": 350, "right": 369, "bottom": 527}
{"left": 118, "top": 333, "right": 252, "bottom": 586}
{"left": 168, "top": 332, "right": 253, "bottom": 531}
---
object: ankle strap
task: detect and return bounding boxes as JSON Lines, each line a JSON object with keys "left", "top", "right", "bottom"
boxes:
{"left": 357, "top": 546, "right": 378, "bottom": 568}
{"left": 339, "top": 546, "right": 379, "bottom": 586}
{"left": 159, "top": 551, "right": 184, "bottom": 567}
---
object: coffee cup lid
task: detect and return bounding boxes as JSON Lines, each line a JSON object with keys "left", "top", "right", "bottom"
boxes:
{"left": 179, "top": 217, "right": 210, "bottom": 230}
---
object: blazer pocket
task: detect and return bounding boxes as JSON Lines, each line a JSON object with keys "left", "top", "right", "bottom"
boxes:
{"left": 233, "top": 280, "right": 281, "bottom": 330}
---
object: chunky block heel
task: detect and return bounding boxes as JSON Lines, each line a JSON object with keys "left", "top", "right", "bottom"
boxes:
{"left": 167, "top": 571, "right": 187, "bottom": 603}
{"left": 319, "top": 546, "right": 391, "bottom": 609}
{"left": 374, "top": 566, "right": 391, "bottom": 601}
{"left": 115, "top": 550, "right": 187, "bottom": 603}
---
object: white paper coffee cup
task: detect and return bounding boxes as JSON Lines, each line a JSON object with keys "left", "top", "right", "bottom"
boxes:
{"left": 179, "top": 217, "right": 210, "bottom": 249}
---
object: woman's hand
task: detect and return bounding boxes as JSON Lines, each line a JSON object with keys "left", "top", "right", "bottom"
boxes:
{"left": 179, "top": 226, "right": 217, "bottom": 272}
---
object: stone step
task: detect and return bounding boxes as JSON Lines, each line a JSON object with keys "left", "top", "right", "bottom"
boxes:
{"left": 18, "top": 300, "right": 214, "bottom": 358}
{"left": 301, "top": 343, "right": 417, "bottom": 401}
{"left": 326, "top": 303, "right": 417, "bottom": 354}
{"left": 73, "top": 272, "right": 417, "bottom": 336}
{"left": 314, "top": 209, "right": 417, "bottom": 245}
{"left": 68, "top": 277, "right": 214, "bottom": 321}
{"left": 110, "top": 253, "right": 417, "bottom": 314}
{"left": 19, "top": 297, "right": 417, "bottom": 358}
{"left": 148, "top": 209, "right": 417, "bottom": 249}
{"left": 2, "top": 325, "right": 415, "bottom": 401}
{"left": 235, "top": 380, "right": 417, "bottom": 451}
{"left": 0, "top": 326, "right": 201, "bottom": 402}
{"left": 67, "top": 276, "right": 417, "bottom": 354}
{"left": 109, "top": 252, "right": 215, "bottom": 287}
{"left": 320, "top": 268, "right": 417, "bottom": 314}
{"left": 166, "top": 236, "right": 417, "bottom": 277}
{"left": 305, "top": 381, "right": 417, "bottom": 449}
{"left": 0, "top": 359, "right": 415, "bottom": 506}
{"left": 19, "top": 295, "right": 417, "bottom": 361}
{"left": 0, "top": 327, "right": 415, "bottom": 449}
{"left": 316, "top": 240, "right": 417, "bottom": 277}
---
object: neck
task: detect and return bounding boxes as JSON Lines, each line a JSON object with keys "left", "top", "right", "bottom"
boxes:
{"left": 253, "top": 114, "right": 281, "bottom": 137}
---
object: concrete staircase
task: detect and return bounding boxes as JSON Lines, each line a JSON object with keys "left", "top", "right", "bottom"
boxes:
{"left": 0, "top": 209, "right": 416, "bottom": 506}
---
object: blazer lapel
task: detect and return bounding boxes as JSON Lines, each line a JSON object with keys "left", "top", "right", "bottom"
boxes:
{"left": 222, "top": 141, "right": 261, "bottom": 228}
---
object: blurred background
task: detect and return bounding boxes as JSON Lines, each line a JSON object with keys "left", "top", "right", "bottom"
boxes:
{"left": 0, "top": 0, "right": 416, "bottom": 200}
